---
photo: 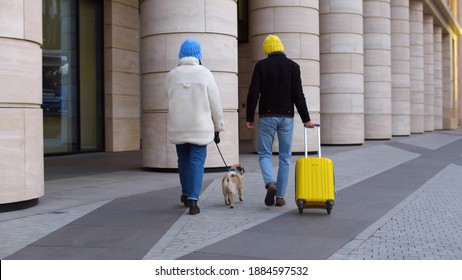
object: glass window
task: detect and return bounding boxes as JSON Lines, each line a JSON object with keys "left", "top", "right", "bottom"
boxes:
{"left": 79, "top": 0, "right": 104, "bottom": 152}
{"left": 42, "top": 0, "right": 103, "bottom": 154}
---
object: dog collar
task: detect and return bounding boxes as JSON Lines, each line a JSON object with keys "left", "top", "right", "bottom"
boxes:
{"left": 230, "top": 169, "right": 242, "bottom": 175}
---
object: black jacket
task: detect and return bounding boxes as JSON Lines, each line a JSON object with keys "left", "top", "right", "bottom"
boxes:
{"left": 246, "top": 52, "right": 311, "bottom": 123}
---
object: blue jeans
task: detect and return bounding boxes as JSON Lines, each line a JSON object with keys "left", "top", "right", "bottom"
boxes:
{"left": 257, "top": 117, "right": 294, "bottom": 198}
{"left": 176, "top": 143, "right": 207, "bottom": 201}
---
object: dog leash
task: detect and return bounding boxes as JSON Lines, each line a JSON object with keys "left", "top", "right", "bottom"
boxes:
{"left": 215, "top": 142, "right": 229, "bottom": 170}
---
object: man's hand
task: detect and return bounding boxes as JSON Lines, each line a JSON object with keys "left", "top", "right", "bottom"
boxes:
{"left": 304, "top": 121, "right": 315, "bottom": 128}
{"left": 246, "top": 122, "right": 255, "bottom": 129}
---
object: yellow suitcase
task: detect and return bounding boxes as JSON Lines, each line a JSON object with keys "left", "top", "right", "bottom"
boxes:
{"left": 295, "top": 125, "right": 335, "bottom": 214}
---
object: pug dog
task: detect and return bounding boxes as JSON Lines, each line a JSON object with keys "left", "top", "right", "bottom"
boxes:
{"left": 221, "top": 164, "right": 245, "bottom": 208}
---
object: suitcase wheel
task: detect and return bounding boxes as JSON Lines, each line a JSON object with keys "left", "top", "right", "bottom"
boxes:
{"left": 296, "top": 199, "right": 305, "bottom": 215}
{"left": 326, "top": 199, "right": 334, "bottom": 215}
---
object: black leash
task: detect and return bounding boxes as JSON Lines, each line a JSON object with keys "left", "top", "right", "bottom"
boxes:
{"left": 215, "top": 142, "right": 229, "bottom": 170}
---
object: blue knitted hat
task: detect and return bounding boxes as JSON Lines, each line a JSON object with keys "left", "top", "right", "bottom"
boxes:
{"left": 178, "top": 39, "right": 202, "bottom": 60}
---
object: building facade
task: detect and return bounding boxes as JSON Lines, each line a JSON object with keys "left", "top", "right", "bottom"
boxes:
{"left": 0, "top": 0, "right": 461, "bottom": 206}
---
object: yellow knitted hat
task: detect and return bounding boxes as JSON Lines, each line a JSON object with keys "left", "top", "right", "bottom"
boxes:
{"left": 263, "top": 35, "right": 284, "bottom": 54}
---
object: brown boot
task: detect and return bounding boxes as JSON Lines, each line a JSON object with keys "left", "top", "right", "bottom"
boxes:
{"left": 188, "top": 200, "right": 200, "bottom": 215}
{"left": 275, "top": 197, "right": 286, "bottom": 207}
{"left": 264, "top": 182, "right": 277, "bottom": 206}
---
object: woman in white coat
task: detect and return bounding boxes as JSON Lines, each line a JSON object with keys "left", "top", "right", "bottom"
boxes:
{"left": 165, "top": 39, "right": 224, "bottom": 215}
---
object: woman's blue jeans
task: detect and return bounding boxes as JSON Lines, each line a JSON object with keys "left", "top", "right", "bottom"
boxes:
{"left": 257, "top": 117, "right": 294, "bottom": 198}
{"left": 176, "top": 143, "right": 207, "bottom": 201}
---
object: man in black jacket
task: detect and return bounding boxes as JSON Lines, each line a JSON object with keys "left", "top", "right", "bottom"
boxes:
{"left": 246, "top": 34, "right": 314, "bottom": 207}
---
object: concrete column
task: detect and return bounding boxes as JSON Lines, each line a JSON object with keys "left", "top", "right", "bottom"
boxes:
{"left": 104, "top": 0, "right": 140, "bottom": 152}
{"left": 0, "top": 2, "right": 44, "bottom": 205}
{"left": 320, "top": 0, "right": 364, "bottom": 145}
{"left": 458, "top": 0, "right": 462, "bottom": 125}
{"left": 248, "top": 1, "right": 320, "bottom": 153}
{"left": 433, "top": 26, "right": 443, "bottom": 129}
{"left": 391, "top": 0, "right": 411, "bottom": 136}
{"left": 423, "top": 14, "right": 435, "bottom": 131}
{"left": 363, "top": 0, "right": 392, "bottom": 140}
{"left": 409, "top": 0, "right": 424, "bottom": 133}
{"left": 141, "top": 0, "right": 238, "bottom": 168}
{"left": 442, "top": 33, "right": 458, "bottom": 129}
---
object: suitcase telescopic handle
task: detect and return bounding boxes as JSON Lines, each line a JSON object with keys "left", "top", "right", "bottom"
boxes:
{"left": 304, "top": 124, "right": 321, "bottom": 158}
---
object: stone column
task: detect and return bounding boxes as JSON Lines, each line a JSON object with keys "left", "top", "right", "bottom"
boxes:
{"left": 104, "top": 0, "right": 140, "bottom": 152}
{"left": 141, "top": 0, "right": 238, "bottom": 168}
{"left": 442, "top": 33, "right": 457, "bottom": 129}
{"left": 249, "top": 1, "right": 320, "bottom": 152}
{"left": 409, "top": 0, "right": 424, "bottom": 133}
{"left": 320, "top": 0, "right": 365, "bottom": 144}
{"left": 433, "top": 26, "right": 443, "bottom": 129}
{"left": 363, "top": 0, "right": 392, "bottom": 140}
{"left": 391, "top": 0, "right": 411, "bottom": 136}
{"left": 458, "top": 0, "right": 462, "bottom": 125}
{"left": 0, "top": 2, "right": 44, "bottom": 205}
{"left": 423, "top": 14, "right": 435, "bottom": 131}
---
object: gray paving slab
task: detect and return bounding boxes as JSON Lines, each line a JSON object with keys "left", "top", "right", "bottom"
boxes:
{"left": 327, "top": 144, "right": 420, "bottom": 191}
{"left": 4, "top": 187, "right": 186, "bottom": 260}
{"left": 395, "top": 132, "right": 462, "bottom": 150}
{"left": 0, "top": 201, "right": 108, "bottom": 259}
{"left": 329, "top": 164, "right": 462, "bottom": 260}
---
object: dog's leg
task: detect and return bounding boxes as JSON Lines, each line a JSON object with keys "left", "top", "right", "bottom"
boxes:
{"left": 238, "top": 186, "right": 243, "bottom": 202}
{"left": 229, "top": 195, "right": 234, "bottom": 208}
{"left": 222, "top": 178, "right": 230, "bottom": 206}
{"left": 224, "top": 193, "right": 230, "bottom": 206}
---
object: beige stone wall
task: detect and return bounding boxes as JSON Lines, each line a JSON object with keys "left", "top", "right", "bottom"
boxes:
{"left": 320, "top": 0, "right": 365, "bottom": 145}
{"left": 141, "top": 0, "right": 239, "bottom": 168}
{"left": 0, "top": 1, "right": 44, "bottom": 204}
{"left": 104, "top": 0, "right": 140, "bottom": 152}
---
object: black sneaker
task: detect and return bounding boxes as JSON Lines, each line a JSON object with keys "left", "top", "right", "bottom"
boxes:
{"left": 265, "top": 182, "right": 277, "bottom": 206}
{"left": 188, "top": 200, "right": 200, "bottom": 215}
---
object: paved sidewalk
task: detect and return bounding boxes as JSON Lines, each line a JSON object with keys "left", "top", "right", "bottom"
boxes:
{"left": 1, "top": 127, "right": 462, "bottom": 260}
{"left": 330, "top": 163, "right": 462, "bottom": 260}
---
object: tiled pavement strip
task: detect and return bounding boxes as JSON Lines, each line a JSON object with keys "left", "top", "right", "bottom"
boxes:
{"left": 1, "top": 128, "right": 462, "bottom": 260}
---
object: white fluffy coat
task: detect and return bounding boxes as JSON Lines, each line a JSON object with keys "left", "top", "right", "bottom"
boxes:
{"left": 165, "top": 57, "right": 224, "bottom": 145}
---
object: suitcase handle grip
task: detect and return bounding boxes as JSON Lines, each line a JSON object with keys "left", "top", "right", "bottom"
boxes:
{"left": 304, "top": 124, "right": 321, "bottom": 158}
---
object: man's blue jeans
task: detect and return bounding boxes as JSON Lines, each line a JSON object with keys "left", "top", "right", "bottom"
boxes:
{"left": 176, "top": 143, "right": 207, "bottom": 201}
{"left": 257, "top": 117, "right": 294, "bottom": 198}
